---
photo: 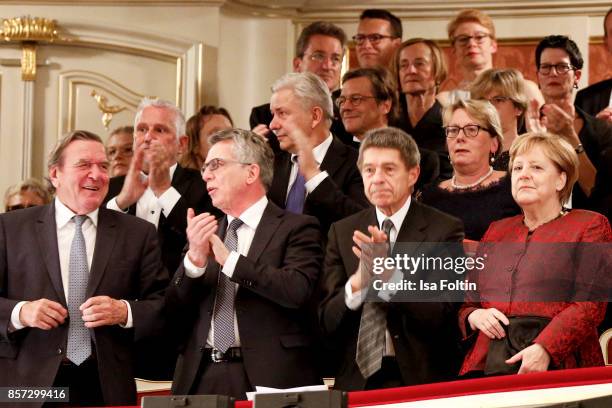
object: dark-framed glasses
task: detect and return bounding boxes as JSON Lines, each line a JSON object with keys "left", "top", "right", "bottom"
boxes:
{"left": 336, "top": 94, "right": 378, "bottom": 108}
{"left": 304, "top": 52, "right": 343, "bottom": 66}
{"left": 201, "top": 158, "right": 251, "bottom": 174}
{"left": 444, "top": 124, "right": 488, "bottom": 139}
{"left": 538, "top": 63, "right": 574, "bottom": 75}
{"left": 352, "top": 34, "right": 397, "bottom": 45}
{"left": 453, "top": 32, "right": 490, "bottom": 47}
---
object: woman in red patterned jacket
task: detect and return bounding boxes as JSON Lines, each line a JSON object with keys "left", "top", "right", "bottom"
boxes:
{"left": 459, "top": 131, "right": 610, "bottom": 376}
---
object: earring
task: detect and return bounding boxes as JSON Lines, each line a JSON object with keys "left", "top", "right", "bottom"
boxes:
{"left": 490, "top": 153, "right": 495, "bottom": 164}
{"left": 573, "top": 82, "right": 579, "bottom": 89}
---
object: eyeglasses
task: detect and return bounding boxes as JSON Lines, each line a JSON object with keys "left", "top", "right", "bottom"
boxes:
{"left": 538, "top": 63, "right": 574, "bottom": 75}
{"left": 444, "top": 124, "right": 490, "bottom": 139}
{"left": 6, "top": 204, "right": 39, "bottom": 212}
{"left": 352, "top": 34, "right": 397, "bottom": 45}
{"left": 201, "top": 158, "right": 251, "bottom": 174}
{"left": 399, "top": 60, "right": 430, "bottom": 71}
{"left": 487, "top": 96, "right": 512, "bottom": 106}
{"left": 452, "top": 32, "right": 491, "bottom": 47}
{"left": 304, "top": 52, "right": 343, "bottom": 67}
{"left": 336, "top": 94, "right": 378, "bottom": 108}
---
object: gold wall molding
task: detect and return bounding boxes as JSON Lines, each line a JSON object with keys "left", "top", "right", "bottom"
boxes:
{"left": 58, "top": 70, "right": 146, "bottom": 137}
{"left": 90, "top": 89, "right": 128, "bottom": 129}
{"left": 1, "top": 16, "right": 59, "bottom": 42}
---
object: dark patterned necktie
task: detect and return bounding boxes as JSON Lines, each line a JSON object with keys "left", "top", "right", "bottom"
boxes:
{"left": 213, "top": 218, "right": 243, "bottom": 352}
{"left": 285, "top": 156, "right": 306, "bottom": 214}
{"left": 355, "top": 218, "right": 394, "bottom": 378}
{"left": 67, "top": 215, "right": 92, "bottom": 365}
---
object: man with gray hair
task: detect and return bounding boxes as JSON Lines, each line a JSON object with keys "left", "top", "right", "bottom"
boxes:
{"left": 268, "top": 72, "right": 368, "bottom": 236}
{"left": 319, "top": 127, "right": 464, "bottom": 391}
{"left": 104, "top": 97, "right": 217, "bottom": 379}
{"left": 168, "top": 129, "right": 322, "bottom": 399}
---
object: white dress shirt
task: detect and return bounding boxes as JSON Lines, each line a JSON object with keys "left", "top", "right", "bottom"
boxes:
{"left": 106, "top": 163, "right": 181, "bottom": 228}
{"left": 286, "top": 134, "right": 333, "bottom": 200}
{"left": 344, "top": 196, "right": 412, "bottom": 356}
{"left": 184, "top": 195, "right": 269, "bottom": 348}
{"left": 11, "top": 198, "right": 133, "bottom": 330}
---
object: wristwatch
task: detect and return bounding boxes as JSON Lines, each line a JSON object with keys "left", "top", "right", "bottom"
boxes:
{"left": 575, "top": 143, "right": 585, "bottom": 154}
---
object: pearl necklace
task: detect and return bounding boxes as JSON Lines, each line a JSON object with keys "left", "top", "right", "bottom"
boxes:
{"left": 451, "top": 166, "right": 494, "bottom": 190}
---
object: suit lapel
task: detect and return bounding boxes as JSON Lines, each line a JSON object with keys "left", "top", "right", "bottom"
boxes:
{"left": 395, "top": 201, "right": 428, "bottom": 254}
{"left": 270, "top": 153, "right": 292, "bottom": 207}
{"left": 319, "top": 137, "right": 346, "bottom": 179}
{"left": 87, "top": 209, "right": 118, "bottom": 297}
{"left": 246, "top": 203, "right": 282, "bottom": 264}
{"left": 35, "top": 205, "right": 66, "bottom": 305}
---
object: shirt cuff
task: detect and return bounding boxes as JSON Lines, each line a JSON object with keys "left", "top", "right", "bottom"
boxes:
{"left": 305, "top": 171, "right": 329, "bottom": 193}
{"left": 10, "top": 301, "right": 27, "bottom": 331}
{"left": 221, "top": 251, "right": 239, "bottom": 278}
{"left": 184, "top": 255, "right": 207, "bottom": 278}
{"left": 157, "top": 186, "right": 181, "bottom": 216}
{"left": 345, "top": 279, "right": 366, "bottom": 310}
{"left": 377, "top": 269, "right": 402, "bottom": 302}
{"left": 119, "top": 300, "right": 133, "bottom": 328}
{"left": 106, "top": 197, "right": 127, "bottom": 213}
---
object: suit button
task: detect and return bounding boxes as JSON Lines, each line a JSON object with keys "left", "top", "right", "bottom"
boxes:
{"left": 57, "top": 347, "right": 63, "bottom": 355}
{"left": 506, "top": 266, "right": 513, "bottom": 272}
{"left": 393, "top": 335, "right": 399, "bottom": 339}
{"left": 199, "top": 346, "right": 205, "bottom": 352}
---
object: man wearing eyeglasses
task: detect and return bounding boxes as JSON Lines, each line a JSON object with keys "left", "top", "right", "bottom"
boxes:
{"left": 104, "top": 98, "right": 218, "bottom": 380}
{"left": 354, "top": 9, "right": 402, "bottom": 69}
{"left": 575, "top": 7, "right": 612, "bottom": 123}
{"left": 168, "top": 129, "right": 322, "bottom": 399}
{"left": 339, "top": 67, "right": 440, "bottom": 190}
{"left": 250, "top": 21, "right": 352, "bottom": 150}
{"left": 439, "top": 9, "right": 543, "bottom": 106}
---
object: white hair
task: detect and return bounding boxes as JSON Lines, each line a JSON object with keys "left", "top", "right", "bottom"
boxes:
{"left": 271, "top": 72, "right": 334, "bottom": 127}
{"left": 134, "top": 97, "right": 186, "bottom": 139}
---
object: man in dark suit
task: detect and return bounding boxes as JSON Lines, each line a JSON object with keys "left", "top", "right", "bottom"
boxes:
{"left": 0, "top": 131, "right": 167, "bottom": 407}
{"left": 339, "top": 67, "right": 440, "bottom": 190}
{"left": 104, "top": 98, "right": 217, "bottom": 379}
{"left": 105, "top": 98, "right": 218, "bottom": 276}
{"left": 575, "top": 7, "right": 612, "bottom": 123}
{"left": 267, "top": 72, "right": 369, "bottom": 236}
{"left": 168, "top": 129, "right": 323, "bottom": 399}
{"left": 250, "top": 21, "right": 352, "bottom": 149}
{"left": 319, "top": 127, "right": 464, "bottom": 391}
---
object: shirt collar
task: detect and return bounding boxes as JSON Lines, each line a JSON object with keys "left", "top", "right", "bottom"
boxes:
{"left": 54, "top": 197, "right": 99, "bottom": 229}
{"left": 140, "top": 162, "right": 178, "bottom": 180}
{"left": 375, "top": 196, "right": 411, "bottom": 233}
{"left": 291, "top": 134, "right": 333, "bottom": 165}
{"left": 227, "top": 195, "right": 268, "bottom": 231}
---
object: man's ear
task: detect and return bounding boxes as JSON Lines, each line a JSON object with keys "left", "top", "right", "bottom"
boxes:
{"left": 311, "top": 106, "right": 324, "bottom": 129}
{"left": 178, "top": 135, "right": 188, "bottom": 154}
{"left": 245, "top": 163, "right": 261, "bottom": 185}
{"left": 49, "top": 165, "right": 60, "bottom": 188}
{"left": 293, "top": 57, "right": 303, "bottom": 73}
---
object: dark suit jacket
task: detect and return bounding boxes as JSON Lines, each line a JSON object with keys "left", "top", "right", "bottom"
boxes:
{"left": 268, "top": 137, "right": 369, "bottom": 236}
{"left": 250, "top": 89, "right": 354, "bottom": 151}
{"left": 168, "top": 201, "right": 323, "bottom": 394}
{"left": 0, "top": 204, "right": 167, "bottom": 407}
{"left": 575, "top": 78, "right": 612, "bottom": 117}
{"left": 318, "top": 201, "right": 465, "bottom": 391}
{"left": 104, "top": 164, "right": 219, "bottom": 276}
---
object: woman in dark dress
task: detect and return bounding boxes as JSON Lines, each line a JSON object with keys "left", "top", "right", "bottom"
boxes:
{"left": 419, "top": 99, "right": 520, "bottom": 240}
